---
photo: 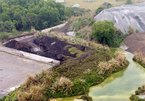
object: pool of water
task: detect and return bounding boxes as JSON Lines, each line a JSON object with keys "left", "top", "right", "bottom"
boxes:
{"left": 54, "top": 51, "right": 145, "bottom": 101}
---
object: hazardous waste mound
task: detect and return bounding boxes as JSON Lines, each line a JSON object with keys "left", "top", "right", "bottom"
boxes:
{"left": 94, "top": 2, "right": 145, "bottom": 34}
{"left": 4, "top": 36, "right": 88, "bottom": 61}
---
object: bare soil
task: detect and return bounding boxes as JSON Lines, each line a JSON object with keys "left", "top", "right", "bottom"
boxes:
{"left": 124, "top": 32, "right": 145, "bottom": 55}
{"left": 4, "top": 36, "right": 88, "bottom": 61}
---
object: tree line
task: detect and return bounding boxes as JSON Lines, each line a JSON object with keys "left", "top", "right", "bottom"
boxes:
{"left": 0, "top": 0, "right": 76, "bottom": 32}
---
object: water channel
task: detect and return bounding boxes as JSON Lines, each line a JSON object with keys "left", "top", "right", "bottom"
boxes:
{"left": 55, "top": 51, "right": 145, "bottom": 101}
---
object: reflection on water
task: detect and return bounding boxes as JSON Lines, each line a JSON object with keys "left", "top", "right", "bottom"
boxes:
{"left": 54, "top": 51, "right": 145, "bottom": 101}
{"left": 89, "top": 51, "right": 145, "bottom": 101}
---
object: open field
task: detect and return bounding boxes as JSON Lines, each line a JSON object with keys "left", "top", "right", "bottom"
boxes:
{"left": 64, "top": 0, "right": 145, "bottom": 10}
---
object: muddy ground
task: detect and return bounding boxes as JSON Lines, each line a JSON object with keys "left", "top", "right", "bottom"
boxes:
{"left": 4, "top": 36, "right": 88, "bottom": 61}
{"left": 124, "top": 32, "right": 145, "bottom": 55}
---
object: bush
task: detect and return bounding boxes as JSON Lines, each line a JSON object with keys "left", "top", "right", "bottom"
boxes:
{"left": 130, "top": 85, "right": 145, "bottom": 101}
{"left": 126, "top": 0, "right": 133, "bottom": 4}
{"left": 133, "top": 52, "right": 145, "bottom": 67}
{"left": 98, "top": 51, "right": 128, "bottom": 76}
{"left": 96, "top": 2, "right": 112, "bottom": 14}
{"left": 68, "top": 13, "right": 94, "bottom": 40}
{"left": 92, "top": 21, "right": 123, "bottom": 47}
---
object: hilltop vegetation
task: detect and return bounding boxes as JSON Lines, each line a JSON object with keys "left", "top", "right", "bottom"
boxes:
{"left": 0, "top": 0, "right": 66, "bottom": 32}
{"left": 0, "top": 0, "right": 90, "bottom": 40}
{"left": 0, "top": 0, "right": 132, "bottom": 101}
{"left": 1, "top": 34, "right": 128, "bottom": 101}
{"left": 130, "top": 85, "right": 145, "bottom": 101}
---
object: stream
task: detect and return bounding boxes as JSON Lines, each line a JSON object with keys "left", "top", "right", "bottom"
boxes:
{"left": 55, "top": 51, "right": 145, "bottom": 101}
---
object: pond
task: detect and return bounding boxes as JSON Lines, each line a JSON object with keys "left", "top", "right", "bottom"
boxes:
{"left": 54, "top": 51, "right": 145, "bottom": 101}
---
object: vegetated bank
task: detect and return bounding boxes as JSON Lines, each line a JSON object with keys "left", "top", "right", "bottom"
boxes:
{"left": 133, "top": 52, "right": 145, "bottom": 68}
{"left": 0, "top": 2, "right": 129, "bottom": 100}
{"left": 130, "top": 52, "right": 145, "bottom": 101}
{"left": 130, "top": 85, "right": 145, "bottom": 101}
{"left": 0, "top": 33, "right": 129, "bottom": 101}
{"left": 1, "top": 13, "right": 128, "bottom": 101}
{"left": 68, "top": 16, "right": 124, "bottom": 47}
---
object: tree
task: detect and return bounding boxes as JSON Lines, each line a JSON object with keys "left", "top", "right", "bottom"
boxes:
{"left": 126, "top": 0, "right": 133, "bottom": 4}
{"left": 92, "top": 21, "right": 123, "bottom": 47}
{"left": 0, "top": 0, "right": 75, "bottom": 32}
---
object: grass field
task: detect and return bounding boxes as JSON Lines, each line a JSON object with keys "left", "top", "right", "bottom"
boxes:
{"left": 64, "top": 0, "right": 145, "bottom": 10}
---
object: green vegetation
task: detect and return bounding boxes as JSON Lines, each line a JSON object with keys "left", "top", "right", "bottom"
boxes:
{"left": 76, "top": 95, "right": 93, "bottom": 101}
{"left": 96, "top": 2, "right": 112, "bottom": 14}
{"left": 126, "top": 0, "right": 133, "bottom": 4}
{"left": 130, "top": 85, "right": 145, "bottom": 101}
{"left": 0, "top": 0, "right": 68, "bottom": 40}
{"left": 133, "top": 52, "right": 145, "bottom": 67}
{"left": 1, "top": 35, "right": 128, "bottom": 101}
{"left": 131, "top": 53, "right": 145, "bottom": 101}
{"left": 0, "top": 0, "right": 68, "bottom": 31}
{"left": 0, "top": 0, "right": 90, "bottom": 40}
{"left": 92, "top": 21, "right": 123, "bottom": 47}
{"left": 68, "top": 47, "right": 84, "bottom": 57}
{"left": 0, "top": 1, "right": 130, "bottom": 100}
{"left": 68, "top": 14, "right": 94, "bottom": 40}
{"left": 69, "top": 16, "right": 94, "bottom": 32}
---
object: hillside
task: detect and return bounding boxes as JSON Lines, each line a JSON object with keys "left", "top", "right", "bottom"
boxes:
{"left": 0, "top": 34, "right": 128, "bottom": 101}
{"left": 65, "top": 0, "right": 145, "bottom": 10}
{"left": 2, "top": 0, "right": 145, "bottom": 101}
{"left": 94, "top": 2, "right": 145, "bottom": 34}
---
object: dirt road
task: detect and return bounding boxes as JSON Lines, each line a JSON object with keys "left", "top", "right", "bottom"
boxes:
{"left": 0, "top": 51, "right": 52, "bottom": 97}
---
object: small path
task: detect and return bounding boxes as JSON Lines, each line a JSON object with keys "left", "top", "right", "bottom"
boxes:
{"left": 0, "top": 51, "right": 52, "bottom": 97}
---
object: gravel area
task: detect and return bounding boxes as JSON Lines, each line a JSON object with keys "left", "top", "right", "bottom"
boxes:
{"left": 0, "top": 51, "right": 52, "bottom": 97}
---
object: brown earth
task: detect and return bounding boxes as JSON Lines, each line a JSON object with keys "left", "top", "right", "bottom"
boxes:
{"left": 4, "top": 36, "right": 89, "bottom": 61}
{"left": 124, "top": 32, "right": 145, "bottom": 55}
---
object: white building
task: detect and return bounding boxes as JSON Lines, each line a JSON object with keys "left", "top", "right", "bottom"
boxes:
{"left": 55, "top": 0, "right": 65, "bottom": 3}
{"left": 72, "top": 4, "right": 80, "bottom": 8}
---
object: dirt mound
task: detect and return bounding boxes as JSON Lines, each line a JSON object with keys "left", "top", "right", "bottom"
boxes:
{"left": 4, "top": 36, "right": 88, "bottom": 61}
{"left": 94, "top": 2, "right": 145, "bottom": 34}
{"left": 124, "top": 32, "right": 145, "bottom": 55}
{"left": 5, "top": 40, "right": 32, "bottom": 52}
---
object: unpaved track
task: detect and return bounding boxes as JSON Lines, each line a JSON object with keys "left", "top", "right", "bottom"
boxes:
{"left": 0, "top": 51, "right": 52, "bottom": 97}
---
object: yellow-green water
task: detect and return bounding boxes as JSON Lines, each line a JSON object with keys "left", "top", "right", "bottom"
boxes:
{"left": 54, "top": 51, "right": 145, "bottom": 101}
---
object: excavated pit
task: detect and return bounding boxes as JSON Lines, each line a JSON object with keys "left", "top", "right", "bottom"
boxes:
{"left": 4, "top": 35, "right": 88, "bottom": 62}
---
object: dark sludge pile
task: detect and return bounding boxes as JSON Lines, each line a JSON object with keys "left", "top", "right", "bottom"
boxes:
{"left": 4, "top": 36, "right": 88, "bottom": 61}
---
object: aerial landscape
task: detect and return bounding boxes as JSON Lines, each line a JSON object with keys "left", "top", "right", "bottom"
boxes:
{"left": 1, "top": 0, "right": 145, "bottom": 101}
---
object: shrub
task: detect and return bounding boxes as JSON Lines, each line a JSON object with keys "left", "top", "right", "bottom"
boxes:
{"left": 96, "top": 2, "right": 112, "bottom": 14}
{"left": 92, "top": 21, "right": 123, "bottom": 47}
{"left": 133, "top": 52, "right": 145, "bottom": 67}
{"left": 130, "top": 85, "right": 145, "bottom": 101}
{"left": 126, "top": 0, "right": 133, "bottom": 4}
{"left": 17, "top": 86, "right": 46, "bottom": 101}
{"left": 98, "top": 51, "right": 128, "bottom": 76}
{"left": 1, "top": 34, "right": 128, "bottom": 101}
